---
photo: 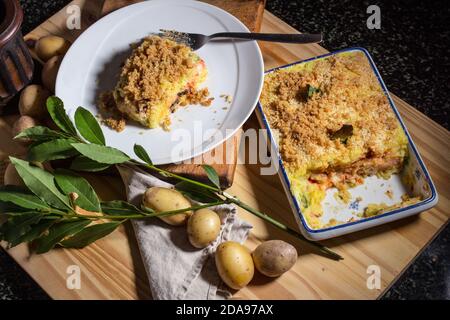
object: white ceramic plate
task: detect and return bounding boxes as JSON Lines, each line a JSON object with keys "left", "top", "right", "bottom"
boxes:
{"left": 56, "top": 0, "right": 264, "bottom": 164}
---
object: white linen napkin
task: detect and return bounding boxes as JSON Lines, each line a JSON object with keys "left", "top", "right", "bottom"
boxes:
{"left": 117, "top": 165, "right": 252, "bottom": 300}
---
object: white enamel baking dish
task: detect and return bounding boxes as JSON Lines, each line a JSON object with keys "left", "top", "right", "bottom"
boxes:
{"left": 255, "top": 47, "right": 438, "bottom": 241}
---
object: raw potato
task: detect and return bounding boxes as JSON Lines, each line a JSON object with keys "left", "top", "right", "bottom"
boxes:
{"left": 187, "top": 208, "right": 221, "bottom": 248}
{"left": 252, "top": 240, "right": 298, "bottom": 277}
{"left": 19, "top": 84, "right": 50, "bottom": 118}
{"left": 142, "top": 187, "right": 192, "bottom": 226}
{"left": 12, "top": 116, "right": 39, "bottom": 144}
{"left": 41, "top": 55, "right": 63, "bottom": 92}
{"left": 35, "top": 35, "right": 70, "bottom": 62}
{"left": 215, "top": 241, "right": 254, "bottom": 290}
{"left": 4, "top": 163, "right": 24, "bottom": 187}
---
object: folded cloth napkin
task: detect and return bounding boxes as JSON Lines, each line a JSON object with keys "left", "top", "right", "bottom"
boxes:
{"left": 117, "top": 165, "right": 252, "bottom": 300}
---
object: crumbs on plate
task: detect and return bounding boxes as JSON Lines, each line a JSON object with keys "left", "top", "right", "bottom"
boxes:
{"left": 98, "top": 91, "right": 127, "bottom": 132}
{"left": 220, "top": 94, "right": 233, "bottom": 103}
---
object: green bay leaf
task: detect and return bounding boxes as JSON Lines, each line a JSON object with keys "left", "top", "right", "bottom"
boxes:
{"left": 71, "top": 143, "right": 130, "bottom": 164}
{"left": 70, "top": 156, "right": 111, "bottom": 172}
{"left": 2, "top": 212, "right": 43, "bottom": 243}
{"left": 27, "top": 139, "right": 78, "bottom": 162}
{"left": 175, "top": 181, "right": 221, "bottom": 203}
{"left": 11, "top": 219, "right": 55, "bottom": 247}
{"left": 74, "top": 107, "right": 105, "bottom": 145}
{"left": 54, "top": 169, "right": 100, "bottom": 212}
{"left": 9, "top": 157, "right": 71, "bottom": 210}
{"left": 14, "top": 126, "right": 67, "bottom": 142}
{"left": 35, "top": 219, "right": 91, "bottom": 254}
{"left": 133, "top": 144, "right": 152, "bottom": 165}
{"left": 201, "top": 164, "right": 221, "bottom": 189}
{"left": 46, "top": 96, "right": 77, "bottom": 135}
{"left": 101, "top": 200, "right": 142, "bottom": 216}
{"left": 0, "top": 185, "right": 49, "bottom": 211}
{"left": 61, "top": 221, "right": 121, "bottom": 248}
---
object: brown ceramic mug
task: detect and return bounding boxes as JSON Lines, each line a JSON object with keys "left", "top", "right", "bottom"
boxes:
{"left": 0, "top": 0, "right": 34, "bottom": 107}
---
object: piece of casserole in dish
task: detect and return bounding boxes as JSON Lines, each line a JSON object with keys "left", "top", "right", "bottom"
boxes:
{"left": 113, "top": 36, "right": 209, "bottom": 130}
{"left": 257, "top": 48, "right": 438, "bottom": 240}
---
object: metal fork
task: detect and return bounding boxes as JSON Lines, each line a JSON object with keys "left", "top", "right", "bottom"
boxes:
{"left": 160, "top": 30, "right": 323, "bottom": 50}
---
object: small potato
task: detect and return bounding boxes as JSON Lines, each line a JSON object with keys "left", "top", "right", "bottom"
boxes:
{"left": 187, "top": 208, "right": 221, "bottom": 248}
{"left": 215, "top": 241, "right": 254, "bottom": 290}
{"left": 142, "top": 187, "right": 192, "bottom": 226}
{"left": 19, "top": 84, "right": 50, "bottom": 118}
{"left": 252, "top": 240, "right": 297, "bottom": 277}
{"left": 41, "top": 55, "right": 63, "bottom": 92}
{"left": 12, "top": 115, "right": 39, "bottom": 144}
{"left": 35, "top": 35, "right": 70, "bottom": 62}
{"left": 4, "top": 163, "right": 24, "bottom": 187}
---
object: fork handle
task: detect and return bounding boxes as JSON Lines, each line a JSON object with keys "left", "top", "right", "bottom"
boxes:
{"left": 210, "top": 32, "right": 322, "bottom": 44}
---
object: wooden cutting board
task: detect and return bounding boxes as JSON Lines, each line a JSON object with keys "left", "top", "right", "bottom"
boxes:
{"left": 102, "top": 0, "right": 266, "bottom": 32}
{"left": 1, "top": 0, "right": 449, "bottom": 300}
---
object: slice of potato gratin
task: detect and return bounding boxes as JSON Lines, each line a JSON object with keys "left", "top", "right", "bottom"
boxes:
{"left": 112, "top": 36, "right": 210, "bottom": 130}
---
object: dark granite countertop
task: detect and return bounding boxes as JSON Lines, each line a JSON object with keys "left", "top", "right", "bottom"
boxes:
{"left": 0, "top": 0, "right": 448, "bottom": 300}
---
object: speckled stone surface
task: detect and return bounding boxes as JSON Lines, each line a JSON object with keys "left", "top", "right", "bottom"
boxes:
{"left": 382, "top": 225, "right": 449, "bottom": 300}
{"left": 266, "top": 0, "right": 450, "bottom": 130}
{"left": 0, "top": 249, "right": 50, "bottom": 300}
{"left": 0, "top": 0, "right": 448, "bottom": 300}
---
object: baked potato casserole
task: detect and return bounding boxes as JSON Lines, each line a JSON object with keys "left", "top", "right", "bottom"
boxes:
{"left": 260, "top": 51, "right": 412, "bottom": 229}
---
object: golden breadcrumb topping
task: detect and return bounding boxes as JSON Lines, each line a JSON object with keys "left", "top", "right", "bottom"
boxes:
{"left": 116, "top": 36, "right": 197, "bottom": 105}
{"left": 260, "top": 51, "right": 406, "bottom": 175}
{"left": 178, "top": 88, "right": 214, "bottom": 107}
{"left": 103, "top": 117, "right": 126, "bottom": 133}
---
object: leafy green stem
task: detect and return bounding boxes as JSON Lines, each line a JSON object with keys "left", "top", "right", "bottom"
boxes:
{"left": 224, "top": 193, "right": 342, "bottom": 261}
{"left": 65, "top": 201, "right": 227, "bottom": 220}
{"left": 136, "top": 161, "right": 220, "bottom": 192}
{"left": 141, "top": 200, "right": 227, "bottom": 218}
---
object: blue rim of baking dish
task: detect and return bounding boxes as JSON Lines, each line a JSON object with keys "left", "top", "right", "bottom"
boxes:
{"left": 256, "top": 47, "right": 438, "bottom": 234}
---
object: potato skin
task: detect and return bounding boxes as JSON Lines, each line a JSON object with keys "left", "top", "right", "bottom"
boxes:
{"left": 4, "top": 163, "right": 24, "bottom": 187}
{"left": 19, "top": 85, "right": 50, "bottom": 118}
{"left": 142, "top": 187, "right": 192, "bottom": 226}
{"left": 252, "top": 240, "right": 297, "bottom": 277}
{"left": 42, "top": 55, "right": 63, "bottom": 92}
{"left": 187, "top": 208, "right": 221, "bottom": 248}
{"left": 12, "top": 116, "right": 39, "bottom": 144}
{"left": 35, "top": 36, "right": 70, "bottom": 62}
{"left": 215, "top": 241, "right": 254, "bottom": 290}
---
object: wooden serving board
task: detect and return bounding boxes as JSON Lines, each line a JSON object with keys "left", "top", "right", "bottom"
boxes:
{"left": 1, "top": 0, "right": 449, "bottom": 300}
